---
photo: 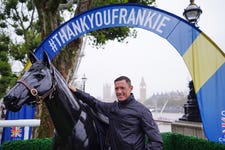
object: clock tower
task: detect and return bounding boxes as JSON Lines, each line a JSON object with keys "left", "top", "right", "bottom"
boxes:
{"left": 140, "top": 77, "right": 147, "bottom": 102}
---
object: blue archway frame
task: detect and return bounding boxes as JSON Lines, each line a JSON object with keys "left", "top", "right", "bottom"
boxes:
{"left": 16, "top": 3, "right": 225, "bottom": 143}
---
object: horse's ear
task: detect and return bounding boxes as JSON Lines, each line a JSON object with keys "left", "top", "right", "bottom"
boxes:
{"left": 29, "top": 52, "right": 38, "bottom": 63}
{"left": 43, "top": 51, "right": 51, "bottom": 68}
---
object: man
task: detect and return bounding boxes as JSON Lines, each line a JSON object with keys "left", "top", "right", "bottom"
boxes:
{"left": 69, "top": 76, "right": 163, "bottom": 150}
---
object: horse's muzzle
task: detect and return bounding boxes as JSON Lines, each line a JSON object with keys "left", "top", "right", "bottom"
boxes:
{"left": 3, "top": 95, "right": 21, "bottom": 112}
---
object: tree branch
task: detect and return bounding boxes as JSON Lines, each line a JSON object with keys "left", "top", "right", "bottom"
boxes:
{"left": 58, "top": 0, "right": 78, "bottom": 10}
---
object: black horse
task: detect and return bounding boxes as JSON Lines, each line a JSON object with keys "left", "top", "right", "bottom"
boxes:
{"left": 3, "top": 52, "right": 108, "bottom": 150}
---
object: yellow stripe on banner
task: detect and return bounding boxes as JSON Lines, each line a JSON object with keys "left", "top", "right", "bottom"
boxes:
{"left": 18, "top": 60, "right": 32, "bottom": 79}
{"left": 23, "top": 60, "right": 32, "bottom": 71}
{"left": 183, "top": 32, "right": 225, "bottom": 92}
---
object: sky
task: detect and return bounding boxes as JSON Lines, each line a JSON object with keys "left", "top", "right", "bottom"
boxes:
{"left": 75, "top": 0, "right": 225, "bottom": 99}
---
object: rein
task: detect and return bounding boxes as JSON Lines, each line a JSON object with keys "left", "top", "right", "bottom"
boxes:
{"left": 17, "top": 76, "right": 57, "bottom": 105}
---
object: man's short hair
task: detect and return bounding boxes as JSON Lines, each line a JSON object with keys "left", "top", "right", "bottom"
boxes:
{"left": 114, "top": 76, "right": 131, "bottom": 86}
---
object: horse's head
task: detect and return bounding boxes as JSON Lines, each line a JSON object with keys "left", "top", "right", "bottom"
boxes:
{"left": 4, "top": 52, "right": 56, "bottom": 112}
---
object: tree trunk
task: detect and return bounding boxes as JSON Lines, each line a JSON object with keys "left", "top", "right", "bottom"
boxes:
{"left": 53, "top": 0, "right": 94, "bottom": 81}
{"left": 33, "top": 0, "right": 61, "bottom": 138}
{"left": 32, "top": 0, "right": 94, "bottom": 138}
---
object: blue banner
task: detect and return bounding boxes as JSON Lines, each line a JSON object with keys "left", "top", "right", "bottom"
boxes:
{"left": 1, "top": 105, "right": 35, "bottom": 144}
{"left": 4, "top": 3, "right": 225, "bottom": 144}
{"left": 34, "top": 4, "right": 181, "bottom": 61}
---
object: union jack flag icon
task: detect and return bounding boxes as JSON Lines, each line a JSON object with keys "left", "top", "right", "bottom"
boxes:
{"left": 10, "top": 127, "right": 22, "bottom": 138}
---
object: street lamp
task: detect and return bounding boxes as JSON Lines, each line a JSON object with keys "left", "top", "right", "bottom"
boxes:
{"left": 183, "top": 0, "right": 202, "bottom": 26}
{"left": 179, "top": 81, "right": 201, "bottom": 122}
{"left": 179, "top": 0, "right": 202, "bottom": 123}
{"left": 81, "top": 74, "right": 87, "bottom": 92}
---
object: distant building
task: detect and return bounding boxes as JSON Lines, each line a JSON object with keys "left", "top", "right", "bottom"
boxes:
{"left": 140, "top": 77, "right": 147, "bottom": 102}
{"left": 103, "top": 83, "right": 112, "bottom": 102}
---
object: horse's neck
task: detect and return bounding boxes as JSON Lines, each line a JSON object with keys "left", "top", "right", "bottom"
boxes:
{"left": 45, "top": 70, "right": 81, "bottom": 137}
{"left": 55, "top": 72, "right": 80, "bottom": 111}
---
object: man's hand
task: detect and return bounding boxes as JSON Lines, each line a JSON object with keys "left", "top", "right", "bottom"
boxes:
{"left": 68, "top": 84, "right": 77, "bottom": 92}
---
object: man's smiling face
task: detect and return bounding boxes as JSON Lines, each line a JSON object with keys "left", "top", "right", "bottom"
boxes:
{"left": 114, "top": 79, "right": 133, "bottom": 101}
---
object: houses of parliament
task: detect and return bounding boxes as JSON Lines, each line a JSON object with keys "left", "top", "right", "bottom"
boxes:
{"left": 102, "top": 77, "right": 147, "bottom": 102}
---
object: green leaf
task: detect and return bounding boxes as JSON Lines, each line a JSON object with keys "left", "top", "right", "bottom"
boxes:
{"left": 15, "top": 28, "right": 24, "bottom": 36}
{"left": 0, "top": 22, "right": 7, "bottom": 28}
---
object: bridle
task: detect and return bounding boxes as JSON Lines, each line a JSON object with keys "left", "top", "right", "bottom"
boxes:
{"left": 16, "top": 74, "right": 57, "bottom": 105}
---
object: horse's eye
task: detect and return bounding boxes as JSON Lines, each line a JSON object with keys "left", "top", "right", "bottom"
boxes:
{"left": 35, "top": 74, "right": 45, "bottom": 80}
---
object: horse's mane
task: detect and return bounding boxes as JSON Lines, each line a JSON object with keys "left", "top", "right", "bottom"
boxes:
{"left": 51, "top": 64, "right": 80, "bottom": 110}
